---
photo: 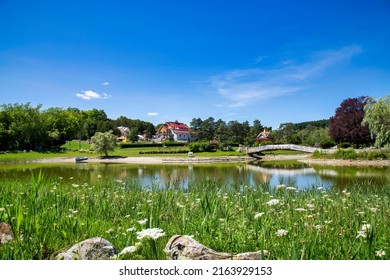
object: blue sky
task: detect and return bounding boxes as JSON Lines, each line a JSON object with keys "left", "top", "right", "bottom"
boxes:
{"left": 1, "top": 0, "right": 389, "bottom": 129}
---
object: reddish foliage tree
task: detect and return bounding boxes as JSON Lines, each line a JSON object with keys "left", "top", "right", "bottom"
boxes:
{"left": 328, "top": 96, "right": 373, "bottom": 146}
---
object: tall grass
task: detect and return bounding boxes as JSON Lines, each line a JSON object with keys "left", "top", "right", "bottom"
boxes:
{"left": 0, "top": 174, "right": 389, "bottom": 260}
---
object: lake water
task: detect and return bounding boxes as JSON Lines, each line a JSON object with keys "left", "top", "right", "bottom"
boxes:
{"left": 1, "top": 161, "right": 389, "bottom": 190}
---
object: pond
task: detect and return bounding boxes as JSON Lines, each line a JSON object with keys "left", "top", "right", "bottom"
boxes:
{"left": 1, "top": 160, "right": 389, "bottom": 190}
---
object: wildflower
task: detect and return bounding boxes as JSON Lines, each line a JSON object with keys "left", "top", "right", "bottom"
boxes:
{"left": 295, "top": 208, "right": 307, "bottom": 212}
{"left": 276, "top": 184, "right": 285, "bottom": 190}
{"left": 118, "top": 246, "right": 136, "bottom": 256}
{"left": 254, "top": 212, "right": 265, "bottom": 219}
{"left": 315, "top": 225, "right": 323, "bottom": 230}
{"left": 306, "top": 204, "right": 315, "bottom": 210}
{"left": 126, "top": 227, "right": 136, "bottom": 232}
{"left": 137, "top": 219, "right": 148, "bottom": 225}
{"left": 266, "top": 199, "right": 279, "bottom": 206}
{"left": 275, "top": 229, "right": 288, "bottom": 237}
{"left": 356, "top": 230, "right": 367, "bottom": 239}
{"left": 97, "top": 175, "right": 102, "bottom": 179}
{"left": 375, "top": 249, "right": 386, "bottom": 257}
{"left": 72, "top": 184, "right": 79, "bottom": 188}
{"left": 286, "top": 187, "right": 296, "bottom": 190}
{"left": 370, "top": 208, "right": 378, "bottom": 213}
{"left": 361, "top": 224, "right": 371, "bottom": 231}
{"left": 136, "top": 228, "right": 165, "bottom": 240}
{"left": 106, "top": 228, "right": 115, "bottom": 235}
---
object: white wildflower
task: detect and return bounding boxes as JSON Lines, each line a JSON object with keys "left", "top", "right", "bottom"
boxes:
{"left": 361, "top": 224, "right": 371, "bottom": 231}
{"left": 137, "top": 219, "right": 148, "bottom": 225}
{"left": 306, "top": 203, "right": 315, "bottom": 210}
{"left": 356, "top": 230, "right": 367, "bottom": 238}
{"left": 370, "top": 208, "right": 378, "bottom": 213}
{"left": 275, "top": 229, "right": 288, "bottom": 237}
{"left": 118, "top": 246, "right": 136, "bottom": 255}
{"left": 126, "top": 227, "right": 136, "bottom": 232}
{"left": 254, "top": 212, "right": 265, "bottom": 219}
{"left": 276, "top": 184, "right": 285, "bottom": 190}
{"left": 375, "top": 249, "right": 386, "bottom": 257}
{"left": 295, "top": 208, "right": 307, "bottom": 212}
{"left": 136, "top": 228, "right": 165, "bottom": 240}
{"left": 315, "top": 225, "right": 323, "bottom": 230}
{"left": 266, "top": 199, "right": 279, "bottom": 206}
{"left": 286, "top": 187, "right": 296, "bottom": 190}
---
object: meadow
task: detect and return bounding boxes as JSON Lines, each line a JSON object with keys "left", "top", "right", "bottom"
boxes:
{"left": 1, "top": 172, "right": 389, "bottom": 260}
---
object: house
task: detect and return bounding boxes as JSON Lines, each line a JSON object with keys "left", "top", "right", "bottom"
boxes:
{"left": 117, "top": 126, "right": 130, "bottom": 142}
{"left": 157, "top": 121, "right": 195, "bottom": 142}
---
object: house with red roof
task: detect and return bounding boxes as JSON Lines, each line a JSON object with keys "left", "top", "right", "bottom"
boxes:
{"left": 157, "top": 121, "right": 195, "bottom": 142}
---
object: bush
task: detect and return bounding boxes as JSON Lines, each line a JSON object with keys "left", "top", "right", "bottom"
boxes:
{"left": 338, "top": 142, "right": 352, "bottom": 149}
{"left": 334, "top": 148, "right": 357, "bottom": 160}
{"left": 189, "top": 141, "right": 216, "bottom": 152}
{"left": 319, "top": 139, "right": 335, "bottom": 149}
{"left": 357, "top": 150, "right": 389, "bottom": 160}
{"left": 259, "top": 141, "right": 274, "bottom": 146}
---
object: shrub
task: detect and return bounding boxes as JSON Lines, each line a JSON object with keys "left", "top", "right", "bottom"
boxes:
{"left": 334, "top": 148, "right": 357, "bottom": 160}
{"left": 338, "top": 142, "right": 352, "bottom": 149}
{"left": 319, "top": 139, "right": 335, "bottom": 149}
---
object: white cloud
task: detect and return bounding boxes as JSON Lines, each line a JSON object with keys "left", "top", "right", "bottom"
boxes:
{"left": 76, "top": 90, "right": 111, "bottom": 100}
{"left": 102, "top": 82, "right": 110, "bottom": 86}
{"left": 211, "top": 46, "right": 362, "bottom": 107}
{"left": 147, "top": 112, "right": 159, "bottom": 116}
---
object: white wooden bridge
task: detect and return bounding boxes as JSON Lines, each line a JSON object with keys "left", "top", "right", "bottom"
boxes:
{"left": 247, "top": 144, "right": 331, "bottom": 158}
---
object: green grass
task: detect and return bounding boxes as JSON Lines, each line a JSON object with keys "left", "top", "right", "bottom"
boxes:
{"left": 1, "top": 175, "right": 389, "bottom": 260}
{"left": 0, "top": 141, "right": 246, "bottom": 163}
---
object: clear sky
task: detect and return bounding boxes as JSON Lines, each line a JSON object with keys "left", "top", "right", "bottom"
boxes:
{"left": 1, "top": 0, "right": 389, "bottom": 129}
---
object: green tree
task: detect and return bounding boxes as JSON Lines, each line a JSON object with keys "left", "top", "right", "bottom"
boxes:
{"left": 90, "top": 130, "right": 117, "bottom": 157}
{"left": 363, "top": 94, "right": 390, "bottom": 148}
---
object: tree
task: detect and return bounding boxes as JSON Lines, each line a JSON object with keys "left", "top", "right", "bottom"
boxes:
{"left": 363, "top": 94, "right": 390, "bottom": 148}
{"left": 328, "top": 96, "right": 372, "bottom": 146}
{"left": 90, "top": 130, "right": 117, "bottom": 157}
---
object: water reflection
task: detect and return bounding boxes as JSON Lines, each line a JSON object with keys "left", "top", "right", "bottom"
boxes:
{"left": 0, "top": 161, "right": 389, "bottom": 190}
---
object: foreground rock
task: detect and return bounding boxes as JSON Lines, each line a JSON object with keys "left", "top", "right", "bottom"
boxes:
{"left": 55, "top": 237, "right": 117, "bottom": 260}
{"left": 0, "top": 222, "right": 14, "bottom": 244}
{"left": 165, "top": 235, "right": 268, "bottom": 260}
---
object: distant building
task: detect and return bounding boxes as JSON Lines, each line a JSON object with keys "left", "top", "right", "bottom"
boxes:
{"left": 157, "top": 121, "right": 195, "bottom": 142}
{"left": 117, "top": 126, "right": 130, "bottom": 142}
{"left": 255, "top": 129, "right": 274, "bottom": 143}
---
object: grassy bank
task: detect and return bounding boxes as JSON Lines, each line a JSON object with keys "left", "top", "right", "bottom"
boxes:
{"left": 0, "top": 140, "right": 245, "bottom": 163}
{"left": 1, "top": 175, "right": 389, "bottom": 260}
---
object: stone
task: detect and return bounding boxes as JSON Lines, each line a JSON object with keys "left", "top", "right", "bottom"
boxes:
{"left": 164, "top": 235, "right": 268, "bottom": 260}
{"left": 55, "top": 237, "right": 117, "bottom": 260}
{"left": 0, "top": 222, "right": 14, "bottom": 244}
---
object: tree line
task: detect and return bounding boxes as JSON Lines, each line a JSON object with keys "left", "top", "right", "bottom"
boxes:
{"left": 1, "top": 93, "right": 389, "bottom": 152}
{"left": 0, "top": 103, "right": 155, "bottom": 151}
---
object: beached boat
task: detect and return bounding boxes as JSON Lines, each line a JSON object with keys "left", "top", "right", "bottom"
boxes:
{"left": 75, "top": 157, "right": 88, "bottom": 162}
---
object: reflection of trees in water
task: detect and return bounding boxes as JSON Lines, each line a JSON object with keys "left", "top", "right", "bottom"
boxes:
{"left": 1, "top": 163, "right": 389, "bottom": 190}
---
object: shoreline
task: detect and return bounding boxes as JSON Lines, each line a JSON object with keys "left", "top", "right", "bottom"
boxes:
{"left": 2, "top": 154, "right": 390, "bottom": 166}
{"left": 35, "top": 155, "right": 254, "bottom": 164}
